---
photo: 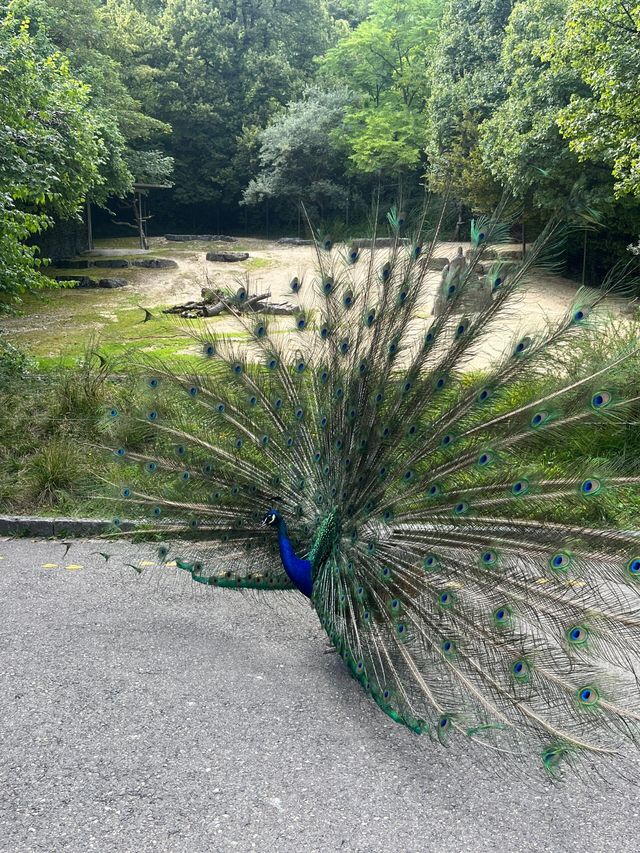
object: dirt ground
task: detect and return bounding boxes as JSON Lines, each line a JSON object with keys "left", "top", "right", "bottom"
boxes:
{"left": 4, "top": 236, "right": 635, "bottom": 369}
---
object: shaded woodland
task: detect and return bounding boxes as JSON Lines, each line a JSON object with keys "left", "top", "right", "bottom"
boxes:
{"left": 2, "top": 0, "right": 640, "bottom": 303}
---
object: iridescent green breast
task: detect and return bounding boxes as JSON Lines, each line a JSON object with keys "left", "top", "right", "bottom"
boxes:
{"left": 308, "top": 508, "right": 341, "bottom": 572}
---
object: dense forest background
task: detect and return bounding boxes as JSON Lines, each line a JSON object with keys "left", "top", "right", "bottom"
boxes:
{"left": 2, "top": 0, "right": 640, "bottom": 302}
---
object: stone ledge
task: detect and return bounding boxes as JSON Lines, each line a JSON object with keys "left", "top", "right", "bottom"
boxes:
{"left": 0, "top": 516, "right": 137, "bottom": 537}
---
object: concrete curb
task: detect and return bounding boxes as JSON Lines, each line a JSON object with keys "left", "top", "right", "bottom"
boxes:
{"left": 0, "top": 516, "right": 137, "bottom": 537}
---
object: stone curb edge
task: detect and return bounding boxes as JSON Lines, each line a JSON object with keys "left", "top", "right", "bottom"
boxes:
{"left": 0, "top": 516, "right": 137, "bottom": 538}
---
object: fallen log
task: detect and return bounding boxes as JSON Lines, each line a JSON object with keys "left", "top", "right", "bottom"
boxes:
{"left": 162, "top": 290, "right": 297, "bottom": 318}
{"left": 202, "top": 292, "right": 267, "bottom": 316}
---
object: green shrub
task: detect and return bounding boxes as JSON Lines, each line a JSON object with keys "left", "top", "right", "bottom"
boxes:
{"left": 22, "top": 436, "right": 87, "bottom": 508}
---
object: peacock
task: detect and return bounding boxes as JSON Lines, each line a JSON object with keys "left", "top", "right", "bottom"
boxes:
{"left": 99, "top": 203, "right": 640, "bottom": 777}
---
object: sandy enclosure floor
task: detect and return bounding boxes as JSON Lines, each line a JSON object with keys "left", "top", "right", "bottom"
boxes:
{"left": 4, "top": 236, "right": 635, "bottom": 370}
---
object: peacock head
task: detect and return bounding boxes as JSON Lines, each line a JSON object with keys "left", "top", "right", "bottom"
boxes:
{"left": 262, "top": 508, "right": 282, "bottom": 528}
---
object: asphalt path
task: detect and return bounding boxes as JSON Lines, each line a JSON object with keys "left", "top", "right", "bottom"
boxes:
{"left": 1, "top": 538, "right": 639, "bottom": 853}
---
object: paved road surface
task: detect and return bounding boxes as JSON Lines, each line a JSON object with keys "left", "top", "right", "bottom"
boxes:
{"left": 1, "top": 539, "right": 638, "bottom": 853}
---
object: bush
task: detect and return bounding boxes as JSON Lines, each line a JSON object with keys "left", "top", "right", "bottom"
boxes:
{"left": 22, "top": 437, "right": 87, "bottom": 508}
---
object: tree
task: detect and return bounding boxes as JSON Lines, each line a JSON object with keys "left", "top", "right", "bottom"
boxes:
{"left": 479, "top": 0, "right": 612, "bottom": 215}
{"left": 321, "top": 0, "right": 442, "bottom": 181}
{"left": 425, "top": 0, "right": 514, "bottom": 210}
{"left": 242, "top": 86, "right": 357, "bottom": 221}
{"left": 549, "top": 0, "right": 640, "bottom": 198}
{"left": 0, "top": 14, "right": 102, "bottom": 304}
{"left": 154, "top": 0, "right": 337, "bottom": 213}
{"left": 327, "top": 0, "right": 370, "bottom": 27}
{"left": 5, "top": 0, "right": 172, "bottom": 199}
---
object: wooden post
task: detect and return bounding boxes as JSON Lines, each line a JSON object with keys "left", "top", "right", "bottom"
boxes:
{"left": 86, "top": 199, "right": 93, "bottom": 251}
{"left": 135, "top": 190, "right": 148, "bottom": 250}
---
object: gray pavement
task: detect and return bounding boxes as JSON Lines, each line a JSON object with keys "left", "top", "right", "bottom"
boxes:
{"left": 1, "top": 538, "right": 638, "bottom": 853}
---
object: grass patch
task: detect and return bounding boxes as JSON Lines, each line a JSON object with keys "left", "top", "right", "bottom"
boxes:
{"left": 243, "top": 257, "right": 273, "bottom": 271}
{"left": 93, "top": 236, "right": 145, "bottom": 250}
{"left": 153, "top": 240, "right": 254, "bottom": 254}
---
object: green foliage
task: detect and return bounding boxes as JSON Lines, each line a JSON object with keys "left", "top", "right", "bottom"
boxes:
{"left": 549, "top": 1, "right": 640, "bottom": 198}
{"left": 243, "top": 86, "right": 356, "bottom": 218}
{"left": 22, "top": 436, "right": 87, "bottom": 507}
{"left": 479, "top": 0, "right": 604, "bottom": 213}
{"left": 0, "top": 199, "right": 51, "bottom": 304}
{"left": 0, "top": 13, "right": 102, "bottom": 215}
{"left": 0, "top": 347, "right": 139, "bottom": 512}
{"left": 6, "top": 0, "right": 173, "bottom": 198}
{"left": 425, "top": 0, "right": 513, "bottom": 209}
{"left": 0, "top": 333, "right": 33, "bottom": 379}
{"left": 328, "top": 0, "right": 370, "bottom": 27}
{"left": 0, "top": 12, "right": 102, "bottom": 304}
{"left": 153, "top": 0, "right": 337, "bottom": 208}
{"left": 321, "top": 0, "right": 442, "bottom": 176}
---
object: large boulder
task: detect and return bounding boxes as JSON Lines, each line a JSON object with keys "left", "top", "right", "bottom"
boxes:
{"left": 448, "top": 246, "right": 467, "bottom": 275}
{"left": 423, "top": 256, "right": 449, "bottom": 271}
{"left": 498, "top": 249, "right": 524, "bottom": 261}
{"left": 465, "top": 247, "right": 498, "bottom": 261}
{"left": 55, "top": 276, "right": 127, "bottom": 289}
{"left": 56, "top": 275, "right": 95, "bottom": 288}
{"left": 131, "top": 258, "right": 177, "bottom": 269}
{"left": 276, "top": 237, "right": 314, "bottom": 246}
{"left": 90, "top": 258, "right": 129, "bottom": 268}
{"left": 56, "top": 259, "right": 91, "bottom": 269}
{"left": 206, "top": 251, "right": 249, "bottom": 262}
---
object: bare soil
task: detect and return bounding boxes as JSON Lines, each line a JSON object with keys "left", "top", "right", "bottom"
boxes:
{"left": 4, "top": 236, "right": 634, "bottom": 369}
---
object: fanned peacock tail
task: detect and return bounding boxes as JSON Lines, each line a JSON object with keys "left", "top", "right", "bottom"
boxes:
{"left": 98, "top": 203, "right": 640, "bottom": 776}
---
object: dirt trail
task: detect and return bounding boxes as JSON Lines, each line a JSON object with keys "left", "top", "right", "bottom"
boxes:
{"left": 145, "top": 237, "right": 632, "bottom": 370}
{"left": 3, "top": 237, "right": 634, "bottom": 368}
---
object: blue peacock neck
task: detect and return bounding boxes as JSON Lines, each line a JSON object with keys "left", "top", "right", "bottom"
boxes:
{"left": 275, "top": 517, "right": 313, "bottom": 598}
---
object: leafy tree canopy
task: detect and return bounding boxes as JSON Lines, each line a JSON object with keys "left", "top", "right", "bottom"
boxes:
{"left": 479, "top": 0, "right": 613, "bottom": 215}
{"left": 425, "top": 0, "right": 514, "bottom": 209}
{"left": 321, "top": 0, "right": 443, "bottom": 176}
{"left": 549, "top": 0, "right": 640, "bottom": 198}
{"left": 243, "top": 86, "right": 356, "bottom": 218}
{"left": 5, "top": 0, "right": 173, "bottom": 198}
{"left": 0, "top": 13, "right": 102, "bottom": 302}
{"left": 153, "top": 0, "right": 338, "bottom": 208}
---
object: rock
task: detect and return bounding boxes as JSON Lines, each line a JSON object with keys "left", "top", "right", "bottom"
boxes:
{"left": 56, "top": 259, "right": 91, "bottom": 269}
{"left": 621, "top": 299, "right": 640, "bottom": 317}
{"left": 56, "top": 275, "right": 127, "bottom": 288}
{"left": 465, "top": 247, "right": 498, "bottom": 260}
{"left": 464, "top": 280, "right": 493, "bottom": 312}
{"left": 449, "top": 246, "right": 467, "bottom": 274}
{"left": 165, "top": 234, "right": 237, "bottom": 242}
{"left": 131, "top": 258, "right": 177, "bottom": 269}
{"left": 351, "top": 237, "right": 409, "bottom": 249}
{"left": 423, "top": 256, "right": 449, "bottom": 271}
{"left": 56, "top": 275, "right": 95, "bottom": 288}
{"left": 90, "top": 258, "right": 129, "bottom": 268}
{"left": 276, "top": 237, "right": 314, "bottom": 246}
{"left": 206, "top": 251, "right": 249, "bottom": 262}
{"left": 498, "top": 249, "right": 524, "bottom": 260}
{"left": 98, "top": 278, "right": 128, "bottom": 288}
